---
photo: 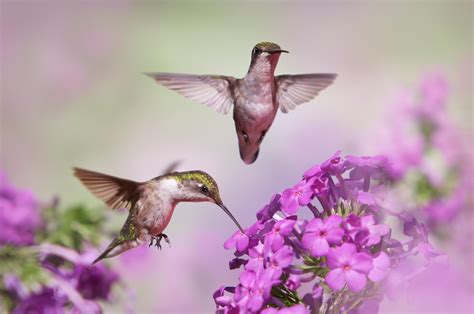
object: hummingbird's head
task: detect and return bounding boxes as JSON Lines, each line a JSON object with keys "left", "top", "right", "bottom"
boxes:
{"left": 171, "top": 171, "right": 243, "bottom": 232}
{"left": 249, "top": 42, "right": 289, "bottom": 74}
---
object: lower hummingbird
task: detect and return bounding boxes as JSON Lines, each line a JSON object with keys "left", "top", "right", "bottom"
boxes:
{"left": 146, "top": 41, "right": 337, "bottom": 164}
{"left": 74, "top": 167, "right": 243, "bottom": 264}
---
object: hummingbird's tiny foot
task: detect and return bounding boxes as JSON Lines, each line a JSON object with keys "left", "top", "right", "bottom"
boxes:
{"left": 152, "top": 233, "right": 171, "bottom": 250}
{"left": 162, "top": 233, "right": 171, "bottom": 248}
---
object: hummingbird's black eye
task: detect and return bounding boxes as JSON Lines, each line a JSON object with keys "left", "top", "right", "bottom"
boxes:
{"left": 201, "top": 185, "right": 209, "bottom": 194}
{"left": 252, "top": 47, "right": 261, "bottom": 56}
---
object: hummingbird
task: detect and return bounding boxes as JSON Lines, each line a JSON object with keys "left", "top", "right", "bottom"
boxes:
{"left": 146, "top": 41, "right": 337, "bottom": 164}
{"left": 73, "top": 167, "right": 243, "bottom": 264}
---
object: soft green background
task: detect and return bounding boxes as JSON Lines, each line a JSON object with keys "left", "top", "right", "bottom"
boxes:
{"left": 1, "top": 1, "right": 472, "bottom": 313}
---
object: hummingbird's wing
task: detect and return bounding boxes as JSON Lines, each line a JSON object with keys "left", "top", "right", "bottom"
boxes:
{"left": 145, "top": 73, "right": 236, "bottom": 114}
{"left": 275, "top": 74, "right": 337, "bottom": 113}
{"left": 74, "top": 168, "right": 140, "bottom": 211}
{"left": 162, "top": 160, "right": 181, "bottom": 174}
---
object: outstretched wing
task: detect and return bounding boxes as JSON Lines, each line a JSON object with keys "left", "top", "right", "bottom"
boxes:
{"left": 276, "top": 74, "right": 337, "bottom": 113}
{"left": 74, "top": 168, "right": 140, "bottom": 211}
{"left": 146, "top": 73, "right": 236, "bottom": 114}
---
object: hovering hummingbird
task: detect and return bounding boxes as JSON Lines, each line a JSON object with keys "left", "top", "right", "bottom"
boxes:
{"left": 146, "top": 41, "right": 337, "bottom": 164}
{"left": 74, "top": 167, "right": 243, "bottom": 264}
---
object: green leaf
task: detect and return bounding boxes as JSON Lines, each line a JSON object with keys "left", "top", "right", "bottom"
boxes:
{"left": 38, "top": 204, "right": 106, "bottom": 251}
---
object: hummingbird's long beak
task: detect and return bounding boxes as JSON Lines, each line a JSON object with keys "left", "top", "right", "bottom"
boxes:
{"left": 271, "top": 49, "right": 289, "bottom": 54}
{"left": 218, "top": 203, "right": 244, "bottom": 233}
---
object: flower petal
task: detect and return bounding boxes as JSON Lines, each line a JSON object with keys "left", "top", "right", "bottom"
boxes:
{"left": 368, "top": 252, "right": 390, "bottom": 282}
{"left": 325, "top": 228, "right": 344, "bottom": 244}
{"left": 311, "top": 237, "right": 329, "bottom": 257}
{"left": 345, "top": 269, "right": 367, "bottom": 292}
{"left": 326, "top": 268, "right": 345, "bottom": 291}
{"left": 351, "top": 252, "right": 373, "bottom": 274}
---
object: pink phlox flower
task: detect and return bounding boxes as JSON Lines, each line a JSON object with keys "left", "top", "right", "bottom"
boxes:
{"left": 264, "top": 218, "right": 296, "bottom": 252}
{"left": 280, "top": 178, "right": 316, "bottom": 215}
{"left": 257, "top": 194, "right": 281, "bottom": 223}
{"left": 302, "top": 215, "right": 344, "bottom": 257}
{"left": 224, "top": 230, "right": 250, "bottom": 253}
{"left": 346, "top": 214, "right": 389, "bottom": 246}
{"left": 320, "top": 150, "right": 347, "bottom": 176}
{"left": 326, "top": 243, "right": 373, "bottom": 292}
{"left": 235, "top": 268, "right": 277, "bottom": 312}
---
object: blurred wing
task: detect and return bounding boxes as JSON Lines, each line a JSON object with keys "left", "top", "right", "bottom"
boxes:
{"left": 161, "top": 160, "right": 182, "bottom": 174}
{"left": 146, "top": 73, "right": 236, "bottom": 114}
{"left": 74, "top": 168, "right": 140, "bottom": 211}
{"left": 276, "top": 74, "right": 337, "bottom": 113}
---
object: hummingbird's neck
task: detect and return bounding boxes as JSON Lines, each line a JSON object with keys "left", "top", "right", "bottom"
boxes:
{"left": 247, "top": 59, "right": 277, "bottom": 83}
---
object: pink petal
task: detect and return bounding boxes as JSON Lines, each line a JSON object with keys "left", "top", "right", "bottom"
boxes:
{"left": 326, "top": 268, "right": 345, "bottom": 291}
{"left": 298, "top": 190, "right": 313, "bottom": 205}
{"left": 369, "top": 223, "right": 390, "bottom": 236}
{"left": 358, "top": 192, "right": 377, "bottom": 206}
{"left": 248, "top": 295, "right": 264, "bottom": 312}
{"left": 312, "top": 237, "right": 329, "bottom": 257}
{"left": 305, "top": 218, "right": 324, "bottom": 233}
{"left": 335, "top": 243, "right": 357, "bottom": 265}
{"left": 360, "top": 215, "right": 375, "bottom": 227}
{"left": 365, "top": 234, "right": 382, "bottom": 246}
{"left": 368, "top": 252, "right": 390, "bottom": 282}
{"left": 223, "top": 232, "right": 238, "bottom": 250}
{"left": 282, "top": 196, "right": 298, "bottom": 215}
{"left": 279, "top": 304, "right": 309, "bottom": 314}
{"left": 325, "top": 228, "right": 344, "bottom": 244}
{"left": 325, "top": 215, "right": 343, "bottom": 228}
{"left": 236, "top": 234, "right": 250, "bottom": 252}
{"left": 239, "top": 271, "right": 256, "bottom": 287}
{"left": 345, "top": 269, "right": 367, "bottom": 292}
{"left": 352, "top": 252, "right": 373, "bottom": 274}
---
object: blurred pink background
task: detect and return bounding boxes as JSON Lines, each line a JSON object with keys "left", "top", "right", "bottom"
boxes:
{"left": 1, "top": 1, "right": 472, "bottom": 312}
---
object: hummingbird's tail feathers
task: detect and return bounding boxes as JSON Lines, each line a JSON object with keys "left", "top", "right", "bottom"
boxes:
{"left": 145, "top": 72, "right": 236, "bottom": 115}
{"left": 73, "top": 168, "right": 140, "bottom": 211}
{"left": 276, "top": 73, "right": 337, "bottom": 113}
{"left": 92, "top": 238, "right": 123, "bottom": 264}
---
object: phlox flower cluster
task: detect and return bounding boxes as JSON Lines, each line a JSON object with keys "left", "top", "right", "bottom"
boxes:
{"left": 214, "top": 152, "right": 440, "bottom": 313}
{"left": 0, "top": 172, "right": 121, "bottom": 313}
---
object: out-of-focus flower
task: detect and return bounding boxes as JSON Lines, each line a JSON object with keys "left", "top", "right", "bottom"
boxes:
{"left": 214, "top": 152, "right": 439, "bottom": 313}
{"left": 0, "top": 171, "right": 123, "bottom": 313}
{"left": 368, "top": 252, "right": 390, "bottom": 283}
{"left": 372, "top": 73, "right": 472, "bottom": 235}
{"left": 12, "top": 287, "right": 66, "bottom": 314}
{"left": 0, "top": 172, "right": 42, "bottom": 246}
{"left": 74, "top": 264, "right": 119, "bottom": 300}
{"left": 40, "top": 244, "right": 119, "bottom": 301}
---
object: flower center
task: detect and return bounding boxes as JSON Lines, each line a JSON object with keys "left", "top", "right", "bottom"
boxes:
{"left": 319, "top": 230, "right": 327, "bottom": 237}
{"left": 343, "top": 264, "right": 351, "bottom": 271}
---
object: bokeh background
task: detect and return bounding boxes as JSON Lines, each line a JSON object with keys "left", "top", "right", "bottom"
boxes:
{"left": 1, "top": 1, "right": 472, "bottom": 313}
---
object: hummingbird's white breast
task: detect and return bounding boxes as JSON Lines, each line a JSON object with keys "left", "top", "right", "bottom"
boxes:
{"left": 135, "top": 178, "right": 179, "bottom": 237}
